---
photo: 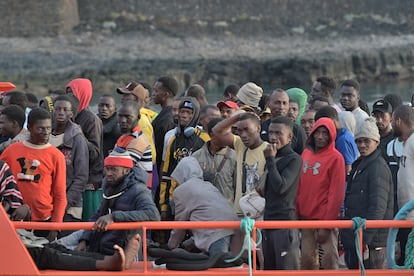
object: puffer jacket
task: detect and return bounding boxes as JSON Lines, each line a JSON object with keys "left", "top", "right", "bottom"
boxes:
{"left": 80, "top": 166, "right": 160, "bottom": 255}
{"left": 341, "top": 149, "right": 393, "bottom": 248}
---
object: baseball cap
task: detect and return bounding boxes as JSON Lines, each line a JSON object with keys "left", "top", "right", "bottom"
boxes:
{"left": 372, "top": 99, "right": 392, "bottom": 114}
{"left": 116, "top": 81, "right": 146, "bottom": 99}
{"left": 217, "top": 101, "right": 239, "bottom": 110}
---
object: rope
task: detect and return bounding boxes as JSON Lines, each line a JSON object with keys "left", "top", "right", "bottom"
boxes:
{"left": 352, "top": 217, "right": 366, "bottom": 276}
{"left": 225, "top": 217, "right": 262, "bottom": 276}
{"left": 387, "top": 199, "right": 414, "bottom": 269}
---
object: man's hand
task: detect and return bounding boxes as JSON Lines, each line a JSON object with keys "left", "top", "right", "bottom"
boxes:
{"left": 263, "top": 143, "right": 277, "bottom": 158}
{"left": 76, "top": 240, "right": 87, "bottom": 252}
{"left": 10, "top": 204, "right": 31, "bottom": 221}
{"left": 46, "top": 230, "right": 58, "bottom": 242}
{"left": 92, "top": 214, "right": 114, "bottom": 232}
{"left": 317, "top": 229, "right": 331, "bottom": 244}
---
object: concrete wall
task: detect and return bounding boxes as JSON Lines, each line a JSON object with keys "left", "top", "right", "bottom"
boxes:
{"left": 0, "top": 0, "right": 78, "bottom": 37}
{"left": 75, "top": 0, "right": 414, "bottom": 37}
{"left": 0, "top": 0, "right": 413, "bottom": 37}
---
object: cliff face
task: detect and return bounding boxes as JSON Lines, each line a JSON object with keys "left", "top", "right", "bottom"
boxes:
{"left": 0, "top": 0, "right": 413, "bottom": 92}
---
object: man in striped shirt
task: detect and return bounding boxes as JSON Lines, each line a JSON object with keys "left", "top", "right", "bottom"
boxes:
{"left": 114, "top": 101, "right": 152, "bottom": 189}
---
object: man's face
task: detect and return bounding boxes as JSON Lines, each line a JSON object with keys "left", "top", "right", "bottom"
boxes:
{"left": 391, "top": 114, "right": 402, "bottom": 138}
{"left": 268, "top": 91, "right": 289, "bottom": 117}
{"left": 152, "top": 81, "right": 167, "bottom": 105}
{"left": 28, "top": 119, "right": 52, "bottom": 145}
{"left": 105, "top": 166, "right": 130, "bottom": 186}
{"left": 340, "top": 85, "right": 359, "bottom": 111}
{"left": 268, "top": 123, "right": 292, "bottom": 150}
{"left": 53, "top": 100, "right": 73, "bottom": 126}
{"left": 117, "top": 105, "right": 139, "bottom": 134}
{"left": 372, "top": 111, "right": 391, "bottom": 133}
{"left": 200, "top": 108, "right": 221, "bottom": 130}
{"left": 312, "top": 126, "right": 330, "bottom": 151}
{"left": 0, "top": 115, "right": 15, "bottom": 138}
{"left": 300, "top": 111, "right": 316, "bottom": 137}
{"left": 310, "top": 81, "right": 322, "bottom": 101}
{"left": 172, "top": 100, "right": 181, "bottom": 123}
{"left": 98, "top": 96, "right": 116, "bottom": 120}
{"left": 220, "top": 106, "right": 236, "bottom": 119}
{"left": 236, "top": 119, "right": 260, "bottom": 148}
{"left": 288, "top": 101, "right": 299, "bottom": 122}
{"left": 179, "top": 108, "right": 194, "bottom": 127}
{"left": 355, "top": 137, "right": 378, "bottom": 157}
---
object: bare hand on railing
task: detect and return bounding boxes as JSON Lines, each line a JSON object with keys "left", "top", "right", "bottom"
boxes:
{"left": 317, "top": 229, "right": 330, "bottom": 244}
{"left": 92, "top": 214, "right": 114, "bottom": 232}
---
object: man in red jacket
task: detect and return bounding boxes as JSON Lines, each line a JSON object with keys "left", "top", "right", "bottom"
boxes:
{"left": 296, "top": 117, "right": 345, "bottom": 270}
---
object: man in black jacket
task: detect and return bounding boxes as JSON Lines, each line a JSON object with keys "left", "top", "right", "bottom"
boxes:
{"left": 98, "top": 94, "right": 121, "bottom": 158}
{"left": 262, "top": 116, "right": 302, "bottom": 270}
{"left": 340, "top": 117, "right": 393, "bottom": 269}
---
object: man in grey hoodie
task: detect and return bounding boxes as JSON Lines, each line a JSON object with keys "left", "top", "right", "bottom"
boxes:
{"left": 168, "top": 156, "right": 237, "bottom": 256}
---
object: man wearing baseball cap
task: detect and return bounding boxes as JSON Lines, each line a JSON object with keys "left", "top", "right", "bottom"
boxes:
{"left": 372, "top": 99, "right": 393, "bottom": 159}
{"left": 217, "top": 100, "right": 239, "bottom": 119}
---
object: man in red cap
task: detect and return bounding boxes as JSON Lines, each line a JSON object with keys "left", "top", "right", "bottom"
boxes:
{"left": 217, "top": 100, "right": 239, "bottom": 119}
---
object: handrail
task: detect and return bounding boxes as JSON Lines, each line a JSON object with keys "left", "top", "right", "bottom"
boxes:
{"left": 10, "top": 219, "right": 414, "bottom": 274}
{"left": 12, "top": 219, "right": 414, "bottom": 231}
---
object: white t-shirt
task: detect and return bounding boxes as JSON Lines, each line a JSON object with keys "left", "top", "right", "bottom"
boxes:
{"left": 397, "top": 133, "right": 414, "bottom": 219}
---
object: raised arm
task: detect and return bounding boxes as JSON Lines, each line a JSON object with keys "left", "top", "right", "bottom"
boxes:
{"left": 212, "top": 111, "right": 244, "bottom": 149}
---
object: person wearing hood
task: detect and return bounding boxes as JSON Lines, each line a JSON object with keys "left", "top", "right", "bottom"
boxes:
{"left": 77, "top": 149, "right": 160, "bottom": 255}
{"left": 49, "top": 95, "right": 89, "bottom": 236}
{"left": 296, "top": 117, "right": 346, "bottom": 270}
{"left": 66, "top": 78, "right": 104, "bottom": 221}
{"left": 340, "top": 117, "right": 393, "bottom": 269}
{"left": 168, "top": 157, "right": 237, "bottom": 256}
{"left": 158, "top": 97, "right": 210, "bottom": 226}
{"left": 286, "top": 87, "right": 307, "bottom": 125}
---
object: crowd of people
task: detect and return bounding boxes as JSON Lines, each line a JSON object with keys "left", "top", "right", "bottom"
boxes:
{"left": 0, "top": 75, "right": 413, "bottom": 271}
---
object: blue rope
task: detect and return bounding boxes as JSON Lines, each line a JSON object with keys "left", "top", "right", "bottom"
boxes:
{"left": 352, "top": 217, "right": 366, "bottom": 276}
{"left": 225, "top": 217, "right": 262, "bottom": 276}
{"left": 387, "top": 199, "right": 414, "bottom": 269}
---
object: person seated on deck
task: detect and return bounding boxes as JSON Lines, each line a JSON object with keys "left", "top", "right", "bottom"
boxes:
{"left": 55, "top": 149, "right": 160, "bottom": 257}
{"left": 168, "top": 156, "right": 237, "bottom": 257}
{"left": 0, "top": 157, "right": 142, "bottom": 272}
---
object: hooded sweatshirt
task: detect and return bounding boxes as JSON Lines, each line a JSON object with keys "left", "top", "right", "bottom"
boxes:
{"left": 286, "top": 87, "right": 308, "bottom": 125}
{"left": 66, "top": 78, "right": 104, "bottom": 188}
{"left": 159, "top": 97, "right": 210, "bottom": 213}
{"left": 168, "top": 157, "right": 236, "bottom": 253}
{"left": 296, "top": 117, "right": 345, "bottom": 220}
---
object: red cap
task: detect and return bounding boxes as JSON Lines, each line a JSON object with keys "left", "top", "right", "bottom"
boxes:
{"left": 217, "top": 100, "right": 239, "bottom": 110}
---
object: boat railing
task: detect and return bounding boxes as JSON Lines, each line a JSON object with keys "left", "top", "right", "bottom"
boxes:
{"left": 6, "top": 213, "right": 414, "bottom": 275}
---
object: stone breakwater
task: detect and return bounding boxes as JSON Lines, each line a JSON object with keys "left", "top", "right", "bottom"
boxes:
{"left": 1, "top": 32, "right": 414, "bottom": 95}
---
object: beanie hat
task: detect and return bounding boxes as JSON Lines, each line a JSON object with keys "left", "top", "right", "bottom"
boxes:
{"left": 236, "top": 82, "right": 263, "bottom": 108}
{"left": 104, "top": 150, "right": 134, "bottom": 168}
{"left": 354, "top": 117, "right": 380, "bottom": 142}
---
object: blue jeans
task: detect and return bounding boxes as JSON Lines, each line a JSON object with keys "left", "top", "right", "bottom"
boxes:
{"left": 208, "top": 236, "right": 231, "bottom": 256}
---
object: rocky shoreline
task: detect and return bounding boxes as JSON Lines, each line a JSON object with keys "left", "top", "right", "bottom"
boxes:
{"left": 1, "top": 32, "right": 414, "bottom": 94}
